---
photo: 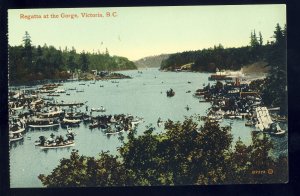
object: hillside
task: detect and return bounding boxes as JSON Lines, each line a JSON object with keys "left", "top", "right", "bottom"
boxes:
{"left": 160, "top": 44, "right": 272, "bottom": 72}
{"left": 134, "top": 54, "right": 170, "bottom": 68}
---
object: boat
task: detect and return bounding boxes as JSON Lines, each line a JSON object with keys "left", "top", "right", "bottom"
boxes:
{"left": 9, "top": 132, "right": 24, "bottom": 142}
{"left": 27, "top": 118, "right": 60, "bottom": 128}
{"left": 269, "top": 123, "right": 286, "bottom": 136}
{"left": 39, "top": 89, "right": 56, "bottom": 94}
{"left": 47, "top": 93, "right": 60, "bottom": 97}
{"left": 11, "top": 127, "right": 25, "bottom": 134}
{"left": 91, "top": 106, "right": 106, "bottom": 112}
{"left": 30, "top": 99, "right": 43, "bottom": 106}
{"left": 42, "top": 97, "right": 54, "bottom": 101}
{"left": 166, "top": 89, "right": 175, "bottom": 97}
{"left": 38, "top": 141, "right": 75, "bottom": 149}
{"left": 267, "top": 107, "right": 280, "bottom": 111}
{"left": 105, "top": 126, "right": 124, "bottom": 135}
{"left": 47, "top": 102, "right": 85, "bottom": 107}
{"left": 209, "top": 70, "right": 244, "bottom": 81}
{"left": 185, "top": 105, "right": 191, "bottom": 111}
{"left": 55, "top": 89, "right": 66, "bottom": 93}
{"left": 207, "top": 114, "right": 223, "bottom": 122}
{"left": 28, "top": 122, "right": 60, "bottom": 128}
{"left": 194, "top": 91, "right": 207, "bottom": 96}
{"left": 65, "top": 112, "right": 84, "bottom": 119}
{"left": 105, "top": 130, "right": 124, "bottom": 135}
{"left": 131, "top": 117, "right": 144, "bottom": 126}
{"left": 61, "top": 118, "right": 81, "bottom": 128}
{"left": 79, "top": 83, "right": 86, "bottom": 85}
{"left": 62, "top": 118, "right": 81, "bottom": 123}
{"left": 35, "top": 132, "right": 76, "bottom": 149}
{"left": 38, "top": 109, "right": 64, "bottom": 118}
{"left": 273, "top": 115, "right": 288, "bottom": 122}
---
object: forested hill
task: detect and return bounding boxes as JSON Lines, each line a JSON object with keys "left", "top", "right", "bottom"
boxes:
{"left": 9, "top": 32, "right": 137, "bottom": 84}
{"left": 134, "top": 54, "right": 170, "bottom": 68}
{"left": 160, "top": 28, "right": 279, "bottom": 72}
{"left": 160, "top": 44, "right": 273, "bottom": 72}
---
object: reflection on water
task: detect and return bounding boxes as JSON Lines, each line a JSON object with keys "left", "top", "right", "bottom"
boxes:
{"left": 10, "top": 139, "right": 24, "bottom": 149}
{"left": 41, "top": 147, "right": 74, "bottom": 154}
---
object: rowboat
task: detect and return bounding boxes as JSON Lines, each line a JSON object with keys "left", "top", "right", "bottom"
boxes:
{"left": 28, "top": 123, "right": 60, "bottom": 128}
{"left": 27, "top": 117, "right": 60, "bottom": 129}
{"left": 37, "top": 141, "right": 75, "bottom": 149}
{"left": 9, "top": 132, "right": 24, "bottom": 142}
{"left": 62, "top": 118, "right": 81, "bottom": 124}
{"left": 39, "top": 110, "right": 64, "bottom": 118}
{"left": 91, "top": 107, "right": 106, "bottom": 112}
{"left": 11, "top": 128, "right": 25, "bottom": 134}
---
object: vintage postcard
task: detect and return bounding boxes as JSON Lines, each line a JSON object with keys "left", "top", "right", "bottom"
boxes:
{"left": 8, "top": 5, "right": 287, "bottom": 187}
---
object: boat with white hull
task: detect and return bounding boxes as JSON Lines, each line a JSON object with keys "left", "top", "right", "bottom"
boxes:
{"left": 28, "top": 123, "right": 60, "bottom": 128}
{"left": 11, "top": 128, "right": 25, "bottom": 134}
{"left": 35, "top": 131, "right": 76, "bottom": 149}
{"left": 9, "top": 132, "right": 24, "bottom": 142}
{"left": 27, "top": 117, "right": 60, "bottom": 128}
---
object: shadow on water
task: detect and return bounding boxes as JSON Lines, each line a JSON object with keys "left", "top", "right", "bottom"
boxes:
{"left": 40, "top": 146, "right": 74, "bottom": 154}
{"left": 10, "top": 139, "right": 24, "bottom": 149}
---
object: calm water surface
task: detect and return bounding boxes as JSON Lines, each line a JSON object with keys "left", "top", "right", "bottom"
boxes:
{"left": 9, "top": 68, "right": 287, "bottom": 187}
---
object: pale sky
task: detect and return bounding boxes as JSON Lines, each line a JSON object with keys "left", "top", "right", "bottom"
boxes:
{"left": 8, "top": 5, "right": 286, "bottom": 61}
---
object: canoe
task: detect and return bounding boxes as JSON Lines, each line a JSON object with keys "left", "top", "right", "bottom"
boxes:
{"left": 105, "top": 129, "right": 124, "bottom": 135}
{"left": 11, "top": 128, "right": 25, "bottom": 134}
{"left": 271, "top": 130, "right": 286, "bottom": 136}
{"left": 28, "top": 123, "right": 60, "bottom": 128}
{"left": 62, "top": 118, "right": 81, "bottom": 123}
{"left": 10, "top": 136, "right": 24, "bottom": 142}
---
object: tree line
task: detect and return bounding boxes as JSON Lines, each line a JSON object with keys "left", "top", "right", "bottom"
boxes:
{"left": 9, "top": 31, "right": 137, "bottom": 85}
{"left": 38, "top": 117, "right": 287, "bottom": 187}
{"left": 160, "top": 25, "right": 284, "bottom": 73}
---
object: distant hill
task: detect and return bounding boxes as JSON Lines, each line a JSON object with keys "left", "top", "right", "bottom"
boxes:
{"left": 134, "top": 54, "right": 170, "bottom": 68}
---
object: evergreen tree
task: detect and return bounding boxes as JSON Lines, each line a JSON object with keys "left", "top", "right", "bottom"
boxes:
{"left": 79, "top": 52, "right": 89, "bottom": 72}
{"left": 259, "top": 32, "right": 263, "bottom": 46}
{"left": 22, "top": 31, "right": 33, "bottom": 70}
{"left": 35, "top": 45, "right": 44, "bottom": 73}
{"left": 67, "top": 48, "right": 77, "bottom": 72}
{"left": 262, "top": 23, "right": 287, "bottom": 114}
